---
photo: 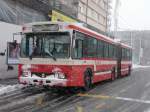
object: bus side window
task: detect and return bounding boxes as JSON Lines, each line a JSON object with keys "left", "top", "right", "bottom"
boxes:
{"left": 74, "top": 39, "right": 83, "bottom": 59}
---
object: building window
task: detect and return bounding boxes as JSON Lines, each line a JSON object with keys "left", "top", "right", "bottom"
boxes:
{"left": 99, "top": 0, "right": 105, "bottom": 8}
{"left": 99, "top": 15, "right": 105, "bottom": 24}
{"left": 93, "top": 11, "right": 98, "bottom": 21}
{"left": 78, "top": 2, "right": 86, "bottom": 14}
{"left": 92, "top": 0, "right": 99, "bottom": 4}
{"left": 87, "top": 8, "right": 92, "bottom": 18}
{"left": 88, "top": 8, "right": 99, "bottom": 21}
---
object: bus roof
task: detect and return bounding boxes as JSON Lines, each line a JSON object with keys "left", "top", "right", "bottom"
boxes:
{"left": 68, "top": 24, "right": 116, "bottom": 45}
{"left": 69, "top": 24, "right": 132, "bottom": 49}
{"left": 121, "top": 43, "right": 132, "bottom": 49}
{"left": 22, "top": 21, "right": 132, "bottom": 49}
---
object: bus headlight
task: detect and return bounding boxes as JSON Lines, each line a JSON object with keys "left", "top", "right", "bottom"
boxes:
{"left": 22, "top": 71, "right": 29, "bottom": 77}
{"left": 54, "top": 72, "right": 66, "bottom": 79}
{"left": 58, "top": 73, "right": 66, "bottom": 79}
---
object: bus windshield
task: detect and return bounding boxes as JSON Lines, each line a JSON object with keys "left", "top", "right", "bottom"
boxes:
{"left": 21, "top": 32, "right": 70, "bottom": 59}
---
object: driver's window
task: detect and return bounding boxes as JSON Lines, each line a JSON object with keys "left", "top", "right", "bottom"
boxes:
{"left": 73, "top": 31, "right": 84, "bottom": 59}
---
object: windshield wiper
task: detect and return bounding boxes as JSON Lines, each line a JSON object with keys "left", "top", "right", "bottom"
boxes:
{"left": 44, "top": 49, "right": 56, "bottom": 61}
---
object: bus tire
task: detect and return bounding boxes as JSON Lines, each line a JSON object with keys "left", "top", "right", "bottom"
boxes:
{"left": 82, "top": 71, "right": 92, "bottom": 91}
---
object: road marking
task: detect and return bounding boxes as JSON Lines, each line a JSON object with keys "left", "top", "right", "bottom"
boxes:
{"left": 119, "top": 83, "right": 136, "bottom": 94}
{"left": 95, "top": 103, "right": 108, "bottom": 109}
{"left": 76, "top": 105, "right": 83, "bottom": 112}
{"left": 35, "top": 95, "right": 44, "bottom": 106}
{"left": 77, "top": 93, "right": 150, "bottom": 104}
{"left": 119, "top": 88, "right": 127, "bottom": 93}
{"left": 78, "top": 93, "right": 110, "bottom": 99}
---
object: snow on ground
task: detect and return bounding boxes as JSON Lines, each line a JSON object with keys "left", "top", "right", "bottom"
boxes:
{"left": 0, "top": 21, "right": 21, "bottom": 79}
{"left": 0, "top": 84, "right": 25, "bottom": 96}
{"left": 133, "top": 64, "right": 150, "bottom": 69}
{"left": 0, "top": 92, "right": 46, "bottom": 111}
{"left": 0, "top": 56, "right": 18, "bottom": 79}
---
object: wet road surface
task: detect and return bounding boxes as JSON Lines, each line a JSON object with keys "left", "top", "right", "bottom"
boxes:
{"left": 0, "top": 67, "right": 150, "bottom": 112}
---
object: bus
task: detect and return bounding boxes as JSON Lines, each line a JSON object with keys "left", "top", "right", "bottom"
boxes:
{"left": 18, "top": 22, "right": 132, "bottom": 91}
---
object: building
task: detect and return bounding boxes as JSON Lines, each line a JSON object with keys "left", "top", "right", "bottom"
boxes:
{"left": 114, "top": 31, "right": 150, "bottom": 65}
{"left": 0, "top": 0, "right": 111, "bottom": 33}
{"left": 53, "top": 0, "right": 112, "bottom": 33}
{"left": 77, "top": 0, "right": 111, "bottom": 32}
{"left": 0, "top": 0, "right": 48, "bottom": 24}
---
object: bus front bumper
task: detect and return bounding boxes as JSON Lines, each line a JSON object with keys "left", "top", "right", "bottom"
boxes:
{"left": 19, "top": 76, "right": 67, "bottom": 87}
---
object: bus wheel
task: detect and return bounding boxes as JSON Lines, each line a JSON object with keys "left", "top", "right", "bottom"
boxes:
{"left": 82, "top": 71, "right": 92, "bottom": 91}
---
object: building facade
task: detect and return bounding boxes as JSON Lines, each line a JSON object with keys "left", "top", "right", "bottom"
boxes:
{"left": 52, "top": 0, "right": 112, "bottom": 33}
{"left": 78, "top": 0, "right": 111, "bottom": 32}
{"left": 0, "top": 0, "right": 111, "bottom": 33}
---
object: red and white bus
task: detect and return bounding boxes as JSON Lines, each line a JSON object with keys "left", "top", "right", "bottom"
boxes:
{"left": 18, "top": 22, "right": 132, "bottom": 90}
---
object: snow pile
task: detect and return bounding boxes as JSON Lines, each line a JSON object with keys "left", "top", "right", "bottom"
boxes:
{"left": 133, "top": 64, "right": 150, "bottom": 69}
{"left": 0, "top": 84, "right": 25, "bottom": 95}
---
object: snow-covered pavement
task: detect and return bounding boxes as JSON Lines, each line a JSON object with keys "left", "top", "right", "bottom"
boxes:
{"left": 0, "top": 56, "right": 18, "bottom": 79}
{"left": 0, "top": 84, "right": 25, "bottom": 96}
{"left": 133, "top": 64, "right": 150, "bottom": 69}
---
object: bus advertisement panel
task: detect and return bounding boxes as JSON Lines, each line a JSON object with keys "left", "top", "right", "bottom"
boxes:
{"left": 7, "top": 41, "right": 20, "bottom": 65}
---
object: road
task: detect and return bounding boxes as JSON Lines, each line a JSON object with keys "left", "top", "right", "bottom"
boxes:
{"left": 0, "top": 67, "right": 150, "bottom": 112}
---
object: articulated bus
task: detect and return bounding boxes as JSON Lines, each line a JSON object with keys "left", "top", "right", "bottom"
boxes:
{"left": 18, "top": 22, "right": 132, "bottom": 91}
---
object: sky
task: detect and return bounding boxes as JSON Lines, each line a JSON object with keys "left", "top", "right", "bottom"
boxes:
{"left": 112, "top": 0, "right": 150, "bottom": 31}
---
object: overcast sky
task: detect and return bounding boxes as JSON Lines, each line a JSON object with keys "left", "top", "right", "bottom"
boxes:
{"left": 112, "top": 0, "right": 150, "bottom": 31}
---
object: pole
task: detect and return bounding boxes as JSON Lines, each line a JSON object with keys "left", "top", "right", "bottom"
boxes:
{"left": 139, "top": 33, "right": 142, "bottom": 65}
{"left": 85, "top": 0, "right": 89, "bottom": 24}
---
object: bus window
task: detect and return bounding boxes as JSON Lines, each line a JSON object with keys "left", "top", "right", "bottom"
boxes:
{"left": 74, "top": 39, "right": 83, "bottom": 59}
{"left": 21, "top": 37, "right": 27, "bottom": 57}
{"left": 97, "top": 40, "right": 104, "bottom": 58}
{"left": 83, "top": 36, "right": 97, "bottom": 58}
{"left": 103, "top": 42, "right": 109, "bottom": 58}
{"left": 21, "top": 32, "right": 70, "bottom": 58}
{"left": 110, "top": 45, "right": 112, "bottom": 58}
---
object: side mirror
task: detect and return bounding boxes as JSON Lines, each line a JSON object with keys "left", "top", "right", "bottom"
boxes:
{"left": 0, "top": 49, "right": 6, "bottom": 56}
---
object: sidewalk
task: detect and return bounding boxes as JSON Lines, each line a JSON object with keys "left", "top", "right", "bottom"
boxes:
{"left": 0, "top": 78, "right": 18, "bottom": 85}
{"left": 0, "top": 56, "right": 18, "bottom": 80}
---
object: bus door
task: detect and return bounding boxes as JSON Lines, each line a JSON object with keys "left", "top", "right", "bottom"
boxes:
{"left": 117, "top": 45, "right": 122, "bottom": 77}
